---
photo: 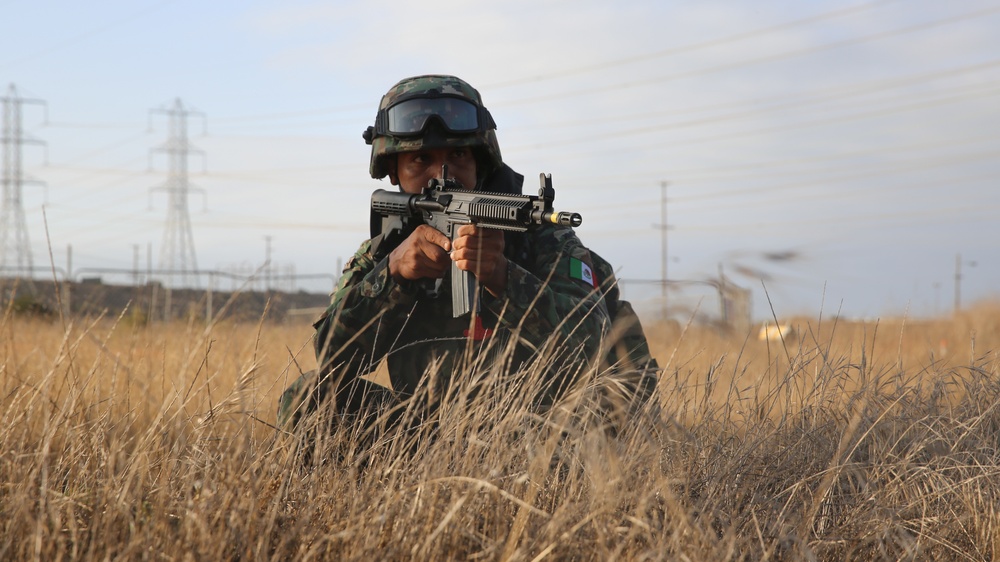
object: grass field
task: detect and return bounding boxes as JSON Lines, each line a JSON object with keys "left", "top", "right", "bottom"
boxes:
{"left": 2, "top": 300, "right": 999, "bottom": 560}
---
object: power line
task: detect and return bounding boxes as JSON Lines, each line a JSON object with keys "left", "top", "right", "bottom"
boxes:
{"left": 507, "top": 79, "right": 1000, "bottom": 155}
{"left": 515, "top": 57, "right": 1000, "bottom": 134}
{"left": 0, "top": 0, "right": 179, "bottom": 70}
{"left": 679, "top": 169, "right": 999, "bottom": 214}
{"left": 519, "top": 128, "right": 1000, "bottom": 193}
{"left": 210, "top": 104, "right": 369, "bottom": 124}
{"left": 582, "top": 202, "right": 1000, "bottom": 238}
{"left": 669, "top": 149, "right": 1000, "bottom": 204}
{"left": 651, "top": 132, "right": 1000, "bottom": 184}
{"left": 58, "top": 130, "right": 150, "bottom": 166}
{"left": 484, "top": 0, "right": 902, "bottom": 89}
{"left": 67, "top": 1, "right": 898, "bottom": 130}
{"left": 576, "top": 152, "right": 999, "bottom": 218}
{"left": 491, "top": 5, "right": 1000, "bottom": 108}
{"left": 77, "top": 1, "right": 904, "bottom": 129}
{"left": 45, "top": 121, "right": 145, "bottom": 130}
{"left": 679, "top": 203, "right": 1000, "bottom": 233}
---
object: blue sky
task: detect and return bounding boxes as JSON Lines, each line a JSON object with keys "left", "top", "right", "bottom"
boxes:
{"left": 2, "top": 0, "right": 998, "bottom": 322}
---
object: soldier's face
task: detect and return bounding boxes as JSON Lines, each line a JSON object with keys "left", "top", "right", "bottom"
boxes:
{"left": 391, "top": 147, "right": 477, "bottom": 194}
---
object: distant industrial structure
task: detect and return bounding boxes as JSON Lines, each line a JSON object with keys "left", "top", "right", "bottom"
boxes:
{"left": 0, "top": 84, "right": 46, "bottom": 273}
{"left": 149, "top": 98, "right": 206, "bottom": 288}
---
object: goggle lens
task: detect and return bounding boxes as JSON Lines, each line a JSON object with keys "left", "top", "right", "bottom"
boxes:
{"left": 386, "top": 97, "right": 481, "bottom": 135}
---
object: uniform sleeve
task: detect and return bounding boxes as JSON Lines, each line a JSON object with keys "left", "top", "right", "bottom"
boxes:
{"left": 278, "top": 240, "right": 417, "bottom": 428}
{"left": 483, "top": 225, "right": 611, "bottom": 364}
{"left": 312, "top": 239, "right": 418, "bottom": 374}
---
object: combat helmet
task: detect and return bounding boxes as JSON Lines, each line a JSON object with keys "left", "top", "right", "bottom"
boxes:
{"left": 363, "top": 75, "right": 503, "bottom": 182}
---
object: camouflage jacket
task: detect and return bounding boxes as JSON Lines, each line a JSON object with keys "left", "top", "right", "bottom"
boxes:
{"left": 278, "top": 166, "right": 657, "bottom": 427}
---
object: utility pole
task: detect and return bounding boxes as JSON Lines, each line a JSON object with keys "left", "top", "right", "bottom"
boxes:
{"left": 132, "top": 244, "right": 141, "bottom": 286}
{"left": 147, "top": 241, "right": 157, "bottom": 323}
{"left": 933, "top": 281, "right": 941, "bottom": 317}
{"left": 652, "top": 181, "right": 670, "bottom": 320}
{"left": 0, "top": 84, "right": 46, "bottom": 273}
{"left": 954, "top": 253, "right": 977, "bottom": 314}
{"left": 954, "top": 253, "right": 962, "bottom": 314}
{"left": 264, "top": 235, "right": 272, "bottom": 291}
{"left": 149, "top": 98, "right": 206, "bottom": 288}
{"left": 63, "top": 244, "right": 72, "bottom": 315}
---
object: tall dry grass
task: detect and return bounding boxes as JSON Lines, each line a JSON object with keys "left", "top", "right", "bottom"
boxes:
{"left": 2, "top": 299, "right": 999, "bottom": 561}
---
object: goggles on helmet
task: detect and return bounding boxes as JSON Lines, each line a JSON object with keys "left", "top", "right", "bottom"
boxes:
{"left": 373, "top": 95, "right": 496, "bottom": 138}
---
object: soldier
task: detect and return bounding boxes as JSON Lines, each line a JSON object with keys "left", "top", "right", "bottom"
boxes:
{"left": 278, "top": 75, "right": 657, "bottom": 432}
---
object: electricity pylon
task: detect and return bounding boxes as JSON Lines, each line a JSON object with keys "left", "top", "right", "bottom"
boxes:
{"left": 149, "top": 98, "right": 206, "bottom": 288}
{"left": 0, "top": 84, "right": 46, "bottom": 273}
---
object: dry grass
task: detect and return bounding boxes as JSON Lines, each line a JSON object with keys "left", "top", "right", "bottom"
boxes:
{"left": 2, "top": 299, "right": 1000, "bottom": 561}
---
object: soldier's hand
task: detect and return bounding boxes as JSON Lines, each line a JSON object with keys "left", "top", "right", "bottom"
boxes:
{"left": 388, "top": 225, "right": 451, "bottom": 281}
{"left": 451, "top": 225, "right": 508, "bottom": 296}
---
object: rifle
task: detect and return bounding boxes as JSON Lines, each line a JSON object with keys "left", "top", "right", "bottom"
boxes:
{"left": 371, "top": 169, "right": 582, "bottom": 318}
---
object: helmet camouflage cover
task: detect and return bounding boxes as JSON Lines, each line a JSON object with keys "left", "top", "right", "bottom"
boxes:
{"left": 364, "top": 75, "right": 503, "bottom": 181}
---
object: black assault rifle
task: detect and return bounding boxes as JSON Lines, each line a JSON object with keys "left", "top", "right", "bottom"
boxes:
{"left": 370, "top": 170, "right": 583, "bottom": 318}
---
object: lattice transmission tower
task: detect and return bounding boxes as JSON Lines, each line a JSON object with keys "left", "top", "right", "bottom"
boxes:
{"left": 0, "top": 84, "right": 46, "bottom": 274}
{"left": 149, "top": 98, "right": 206, "bottom": 288}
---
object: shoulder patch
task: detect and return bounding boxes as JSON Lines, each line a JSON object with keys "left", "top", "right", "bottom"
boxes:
{"left": 569, "top": 257, "right": 598, "bottom": 288}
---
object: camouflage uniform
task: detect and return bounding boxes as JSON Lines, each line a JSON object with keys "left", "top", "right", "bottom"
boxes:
{"left": 277, "top": 76, "right": 657, "bottom": 429}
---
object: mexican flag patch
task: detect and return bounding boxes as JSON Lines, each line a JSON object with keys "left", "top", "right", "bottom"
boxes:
{"left": 569, "top": 257, "right": 598, "bottom": 288}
